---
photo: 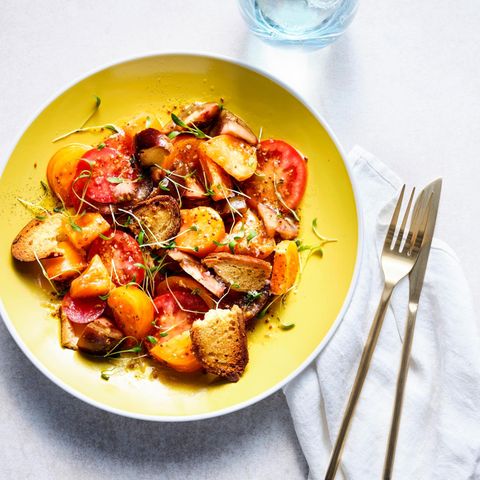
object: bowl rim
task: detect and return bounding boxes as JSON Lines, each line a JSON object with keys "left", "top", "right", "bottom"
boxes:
{"left": 0, "top": 51, "right": 364, "bottom": 422}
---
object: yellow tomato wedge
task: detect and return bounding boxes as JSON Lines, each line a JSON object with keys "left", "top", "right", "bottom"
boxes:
{"left": 270, "top": 240, "right": 300, "bottom": 295}
{"left": 107, "top": 285, "right": 154, "bottom": 339}
{"left": 46, "top": 144, "right": 91, "bottom": 205}
{"left": 199, "top": 134, "right": 257, "bottom": 181}
{"left": 70, "top": 254, "right": 113, "bottom": 299}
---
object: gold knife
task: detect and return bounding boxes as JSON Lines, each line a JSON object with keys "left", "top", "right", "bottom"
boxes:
{"left": 383, "top": 178, "right": 443, "bottom": 479}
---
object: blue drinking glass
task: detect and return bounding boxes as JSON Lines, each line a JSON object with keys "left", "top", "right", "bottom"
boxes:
{"left": 239, "top": 0, "right": 359, "bottom": 49}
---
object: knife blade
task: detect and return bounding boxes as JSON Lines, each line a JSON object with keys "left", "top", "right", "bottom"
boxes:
{"left": 409, "top": 178, "right": 442, "bottom": 302}
{"left": 383, "top": 178, "right": 442, "bottom": 479}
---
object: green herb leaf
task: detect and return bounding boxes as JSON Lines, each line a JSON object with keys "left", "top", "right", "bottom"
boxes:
{"left": 171, "top": 113, "right": 187, "bottom": 128}
{"left": 168, "top": 130, "right": 182, "bottom": 139}
{"left": 137, "top": 231, "right": 145, "bottom": 245}
{"left": 190, "top": 225, "right": 198, "bottom": 231}
{"left": 105, "top": 124, "right": 120, "bottom": 133}
{"left": 53, "top": 206, "right": 64, "bottom": 213}
{"left": 163, "top": 240, "right": 177, "bottom": 250}
{"left": 193, "top": 129, "right": 207, "bottom": 139}
{"left": 159, "top": 332, "right": 169, "bottom": 337}
{"left": 69, "top": 219, "right": 82, "bottom": 232}
{"left": 35, "top": 215, "right": 47, "bottom": 221}
{"left": 98, "top": 293, "right": 110, "bottom": 300}
{"left": 97, "top": 142, "right": 106, "bottom": 150}
{"left": 146, "top": 335, "right": 157, "bottom": 344}
{"left": 159, "top": 180, "right": 170, "bottom": 191}
{"left": 40, "top": 180, "right": 49, "bottom": 192}
{"left": 280, "top": 322, "right": 295, "bottom": 331}
{"left": 228, "top": 240, "right": 236, "bottom": 254}
{"left": 246, "top": 230, "right": 257, "bottom": 243}
{"left": 122, "top": 216, "right": 133, "bottom": 227}
{"left": 107, "top": 176, "right": 124, "bottom": 184}
{"left": 213, "top": 240, "right": 228, "bottom": 247}
{"left": 245, "top": 290, "right": 261, "bottom": 304}
{"left": 101, "top": 372, "right": 110, "bottom": 381}
{"left": 99, "top": 232, "right": 113, "bottom": 241}
{"left": 134, "top": 262, "right": 147, "bottom": 270}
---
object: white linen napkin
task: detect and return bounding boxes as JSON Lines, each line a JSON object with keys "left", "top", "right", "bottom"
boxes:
{"left": 284, "top": 146, "right": 480, "bottom": 479}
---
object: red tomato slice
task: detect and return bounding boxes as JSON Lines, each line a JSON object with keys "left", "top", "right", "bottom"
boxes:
{"left": 62, "top": 292, "right": 106, "bottom": 324}
{"left": 152, "top": 289, "right": 209, "bottom": 343}
{"left": 244, "top": 139, "right": 307, "bottom": 210}
{"left": 104, "top": 133, "right": 135, "bottom": 157}
{"left": 70, "top": 145, "right": 138, "bottom": 208}
{"left": 88, "top": 230, "right": 145, "bottom": 286}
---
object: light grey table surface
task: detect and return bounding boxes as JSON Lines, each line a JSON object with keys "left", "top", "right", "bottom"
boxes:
{"left": 1, "top": 1, "right": 479, "bottom": 479}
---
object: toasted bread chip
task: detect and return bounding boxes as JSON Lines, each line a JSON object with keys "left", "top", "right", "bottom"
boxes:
{"left": 11, "top": 214, "right": 64, "bottom": 262}
{"left": 127, "top": 195, "right": 181, "bottom": 244}
{"left": 60, "top": 308, "right": 79, "bottom": 350}
{"left": 203, "top": 253, "right": 272, "bottom": 292}
{"left": 191, "top": 306, "right": 248, "bottom": 382}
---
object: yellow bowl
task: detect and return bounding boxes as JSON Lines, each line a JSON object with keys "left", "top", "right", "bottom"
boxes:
{"left": 0, "top": 53, "right": 361, "bottom": 421}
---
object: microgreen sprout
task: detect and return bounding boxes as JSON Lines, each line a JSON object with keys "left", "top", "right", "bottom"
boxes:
{"left": 53, "top": 123, "right": 122, "bottom": 143}
{"left": 273, "top": 172, "right": 300, "bottom": 222}
{"left": 17, "top": 198, "right": 50, "bottom": 216}
{"left": 80, "top": 95, "right": 101, "bottom": 128}
{"left": 168, "top": 113, "right": 211, "bottom": 140}
{"left": 146, "top": 335, "right": 157, "bottom": 345}
{"left": 40, "top": 180, "right": 49, "bottom": 193}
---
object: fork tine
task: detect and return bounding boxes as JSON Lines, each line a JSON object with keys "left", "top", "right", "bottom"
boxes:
{"left": 403, "top": 189, "right": 425, "bottom": 251}
{"left": 394, "top": 187, "right": 415, "bottom": 251}
{"left": 385, "top": 185, "right": 405, "bottom": 250}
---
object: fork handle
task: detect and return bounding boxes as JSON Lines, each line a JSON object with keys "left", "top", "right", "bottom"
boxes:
{"left": 325, "top": 283, "right": 394, "bottom": 480}
{"left": 383, "top": 302, "right": 418, "bottom": 479}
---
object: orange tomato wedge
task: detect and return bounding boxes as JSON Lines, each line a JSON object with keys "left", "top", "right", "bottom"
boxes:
{"left": 198, "top": 154, "right": 233, "bottom": 201}
{"left": 63, "top": 212, "right": 110, "bottom": 250}
{"left": 149, "top": 330, "right": 202, "bottom": 373}
{"left": 215, "top": 208, "right": 275, "bottom": 259}
{"left": 175, "top": 207, "right": 225, "bottom": 258}
{"left": 70, "top": 254, "right": 113, "bottom": 299}
{"left": 270, "top": 240, "right": 300, "bottom": 295}
{"left": 42, "top": 241, "right": 87, "bottom": 282}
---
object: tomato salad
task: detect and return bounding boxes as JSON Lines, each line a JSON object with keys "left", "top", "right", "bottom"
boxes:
{"left": 11, "top": 102, "right": 309, "bottom": 382}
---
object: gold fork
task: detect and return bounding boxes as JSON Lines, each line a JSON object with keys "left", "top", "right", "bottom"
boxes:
{"left": 325, "top": 186, "right": 431, "bottom": 479}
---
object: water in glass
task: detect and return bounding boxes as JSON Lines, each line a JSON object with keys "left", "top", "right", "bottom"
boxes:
{"left": 239, "top": 0, "right": 359, "bottom": 49}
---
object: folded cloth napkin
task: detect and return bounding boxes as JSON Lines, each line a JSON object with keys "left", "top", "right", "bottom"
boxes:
{"left": 284, "top": 146, "right": 480, "bottom": 480}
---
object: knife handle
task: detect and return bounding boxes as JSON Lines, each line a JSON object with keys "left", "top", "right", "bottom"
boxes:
{"left": 383, "top": 302, "right": 418, "bottom": 479}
